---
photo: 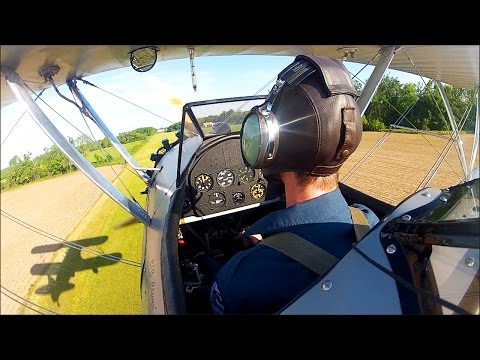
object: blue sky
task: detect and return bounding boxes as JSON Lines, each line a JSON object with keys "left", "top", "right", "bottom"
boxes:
{"left": 0, "top": 55, "right": 424, "bottom": 169}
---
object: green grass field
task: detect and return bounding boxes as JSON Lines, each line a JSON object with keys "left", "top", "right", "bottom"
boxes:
{"left": 24, "top": 131, "right": 178, "bottom": 314}
{"left": 85, "top": 138, "right": 148, "bottom": 165}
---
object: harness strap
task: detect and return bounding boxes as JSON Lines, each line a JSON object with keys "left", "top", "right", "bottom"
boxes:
{"left": 259, "top": 206, "right": 371, "bottom": 275}
{"left": 261, "top": 232, "right": 338, "bottom": 275}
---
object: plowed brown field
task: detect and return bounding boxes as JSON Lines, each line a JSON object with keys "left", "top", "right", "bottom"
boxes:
{"left": 1, "top": 165, "right": 124, "bottom": 314}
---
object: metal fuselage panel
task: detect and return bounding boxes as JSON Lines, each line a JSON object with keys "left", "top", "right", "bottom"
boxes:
{"left": 141, "top": 136, "right": 202, "bottom": 314}
{"left": 281, "top": 187, "right": 443, "bottom": 314}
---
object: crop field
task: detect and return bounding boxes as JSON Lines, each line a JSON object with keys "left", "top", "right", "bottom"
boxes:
{"left": 0, "top": 132, "right": 476, "bottom": 314}
{"left": 339, "top": 132, "right": 476, "bottom": 205}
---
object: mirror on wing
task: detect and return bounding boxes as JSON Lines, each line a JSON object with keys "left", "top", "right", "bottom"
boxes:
{"left": 130, "top": 46, "right": 158, "bottom": 73}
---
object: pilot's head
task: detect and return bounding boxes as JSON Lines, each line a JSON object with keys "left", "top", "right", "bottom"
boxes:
{"left": 240, "top": 55, "right": 362, "bottom": 178}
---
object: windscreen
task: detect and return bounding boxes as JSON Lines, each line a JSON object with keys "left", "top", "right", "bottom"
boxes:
{"left": 189, "top": 98, "right": 265, "bottom": 135}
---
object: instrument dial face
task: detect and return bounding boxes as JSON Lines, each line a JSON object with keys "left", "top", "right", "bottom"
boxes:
{"left": 250, "top": 183, "right": 266, "bottom": 200}
{"left": 232, "top": 191, "right": 245, "bottom": 204}
{"left": 238, "top": 166, "right": 255, "bottom": 183}
{"left": 209, "top": 192, "right": 226, "bottom": 208}
{"left": 194, "top": 174, "right": 213, "bottom": 192}
{"left": 217, "top": 169, "right": 235, "bottom": 187}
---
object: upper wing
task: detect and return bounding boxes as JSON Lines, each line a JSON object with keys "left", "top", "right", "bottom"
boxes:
{"left": 1, "top": 45, "right": 479, "bottom": 109}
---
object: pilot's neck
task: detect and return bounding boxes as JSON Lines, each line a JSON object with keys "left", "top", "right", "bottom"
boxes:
{"left": 280, "top": 172, "right": 337, "bottom": 208}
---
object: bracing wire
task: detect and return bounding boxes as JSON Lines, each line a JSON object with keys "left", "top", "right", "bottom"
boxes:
{"left": 1, "top": 286, "right": 58, "bottom": 315}
{"left": 344, "top": 64, "right": 463, "bottom": 183}
{"left": 353, "top": 247, "right": 472, "bottom": 315}
{"left": 1, "top": 90, "right": 45, "bottom": 147}
{"left": 24, "top": 83, "right": 141, "bottom": 180}
{"left": 0, "top": 209, "right": 141, "bottom": 267}
{"left": 68, "top": 87, "right": 144, "bottom": 205}
{"left": 80, "top": 78, "right": 176, "bottom": 124}
{"left": 214, "top": 75, "right": 278, "bottom": 129}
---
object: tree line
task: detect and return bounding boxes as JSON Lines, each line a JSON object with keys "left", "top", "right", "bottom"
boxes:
{"left": 1, "top": 127, "right": 157, "bottom": 190}
{"left": 165, "top": 76, "right": 477, "bottom": 134}
{"left": 357, "top": 76, "right": 477, "bottom": 132}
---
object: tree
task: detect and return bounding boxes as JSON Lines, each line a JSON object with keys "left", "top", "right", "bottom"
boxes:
{"left": 166, "top": 122, "right": 181, "bottom": 132}
{"left": 364, "top": 75, "right": 418, "bottom": 128}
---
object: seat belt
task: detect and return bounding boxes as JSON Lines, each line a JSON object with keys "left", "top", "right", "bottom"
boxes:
{"left": 259, "top": 206, "right": 371, "bottom": 276}
{"left": 261, "top": 232, "right": 339, "bottom": 276}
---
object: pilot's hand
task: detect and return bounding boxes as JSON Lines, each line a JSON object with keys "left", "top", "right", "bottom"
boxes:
{"left": 239, "top": 229, "right": 262, "bottom": 248}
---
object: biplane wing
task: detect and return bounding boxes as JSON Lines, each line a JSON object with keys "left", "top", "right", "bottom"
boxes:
{"left": 1, "top": 45, "right": 479, "bottom": 109}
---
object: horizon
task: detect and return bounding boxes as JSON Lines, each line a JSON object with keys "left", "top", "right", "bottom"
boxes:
{"left": 1, "top": 55, "right": 426, "bottom": 170}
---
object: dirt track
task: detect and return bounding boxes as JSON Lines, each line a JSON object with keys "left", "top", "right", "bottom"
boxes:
{"left": 0, "top": 165, "right": 124, "bottom": 314}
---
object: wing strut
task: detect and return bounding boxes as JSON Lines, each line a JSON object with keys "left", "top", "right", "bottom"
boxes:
{"left": 357, "top": 46, "right": 397, "bottom": 116}
{"left": 2, "top": 69, "right": 151, "bottom": 226}
{"left": 435, "top": 80, "right": 470, "bottom": 180}
{"left": 67, "top": 79, "right": 150, "bottom": 184}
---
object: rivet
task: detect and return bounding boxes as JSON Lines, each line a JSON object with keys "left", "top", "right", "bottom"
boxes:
{"left": 465, "top": 257, "right": 475, "bottom": 267}
{"left": 321, "top": 280, "right": 333, "bottom": 291}
{"left": 439, "top": 195, "right": 448, "bottom": 202}
{"left": 421, "top": 192, "right": 431, "bottom": 197}
{"left": 386, "top": 244, "right": 397, "bottom": 254}
{"left": 341, "top": 149, "right": 350, "bottom": 158}
{"left": 401, "top": 214, "right": 411, "bottom": 221}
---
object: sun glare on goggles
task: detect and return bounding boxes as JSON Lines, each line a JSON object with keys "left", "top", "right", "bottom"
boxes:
{"left": 241, "top": 113, "right": 261, "bottom": 167}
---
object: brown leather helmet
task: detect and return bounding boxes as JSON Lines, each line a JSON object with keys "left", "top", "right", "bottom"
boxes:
{"left": 240, "top": 55, "right": 362, "bottom": 176}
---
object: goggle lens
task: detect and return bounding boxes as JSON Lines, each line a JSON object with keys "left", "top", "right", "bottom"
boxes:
{"left": 241, "top": 113, "right": 261, "bottom": 166}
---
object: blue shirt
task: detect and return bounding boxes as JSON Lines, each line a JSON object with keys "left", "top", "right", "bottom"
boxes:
{"left": 210, "top": 188, "right": 379, "bottom": 314}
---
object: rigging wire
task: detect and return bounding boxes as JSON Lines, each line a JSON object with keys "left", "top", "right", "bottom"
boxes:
{"left": 405, "top": 50, "right": 470, "bottom": 179}
{"left": 344, "top": 66, "right": 462, "bottom": 183}
{"left": 350, "top": 52, "right": 380, "bottom": 81}
{"left": 0, "top": 209, "right": 141, "bottom": 267}
{"left": 417, "top": 101, "right": 476, "bottom": 190}
{"left": 1, "top": 286, "right": 58, "bottom": 315}
{"left": 68, "top": 87, "right": 143, "bottom": 205}
{"left": 24, "top": 82, "right": 140, "bottom": 179}
{"left": 79, "top": 78, "right": 176, "bottom": 124}
{"left": 1, "top": 90, "right": 45, "bottom": 147}
{"left": 352, "top": 246, "right": 472, "bottom": 315}
{"left": 214, "top": 75, "right": 278, "bottom": 129}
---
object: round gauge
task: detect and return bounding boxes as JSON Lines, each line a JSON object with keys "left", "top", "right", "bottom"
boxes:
{"left": 250, "top": 183, "right": 266, "bottom": 200}
{"left": 208, "top": 192, "right": 226, "bottom": 208}
{"left": 232, "top": 191, "right": 245, "bottom": 204}
{"left": 194, "top": 174, "right": 213, "bottom": 192}
{"left": 217, "top": 169, "right": 235, "bottom": 187}
{"left": 238, "top": 166, "right": 255, "bottom": 183}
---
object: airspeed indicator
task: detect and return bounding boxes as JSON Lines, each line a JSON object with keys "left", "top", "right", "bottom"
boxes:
{"left": 194, "top": 174, "right": 213, "bottom": 192}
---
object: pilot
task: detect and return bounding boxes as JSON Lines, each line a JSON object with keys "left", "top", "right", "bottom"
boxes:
{"left": 209, "top": 55, "right": 379, "bottom": 314}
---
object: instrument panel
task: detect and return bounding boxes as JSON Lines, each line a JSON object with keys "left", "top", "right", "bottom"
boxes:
{"left": 184, "top": 138, "right": 276, "bottom": 217}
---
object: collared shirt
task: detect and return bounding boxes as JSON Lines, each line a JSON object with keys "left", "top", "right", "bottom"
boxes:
{"left": 210, "top": 188, "right": 379, "bottom": 314}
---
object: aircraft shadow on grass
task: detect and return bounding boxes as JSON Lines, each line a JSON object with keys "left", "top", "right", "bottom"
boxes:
{"left": 30, "top": 236, "right": 122, "bottom": 304}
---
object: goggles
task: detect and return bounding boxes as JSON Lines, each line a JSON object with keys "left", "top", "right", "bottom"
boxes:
{"left": 241, "top": 58, "right": 316, "bottom": 168}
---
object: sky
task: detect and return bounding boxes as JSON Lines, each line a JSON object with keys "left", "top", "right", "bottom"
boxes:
{"left": 0, "top": 55, "right": 425, "bottom": 170}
